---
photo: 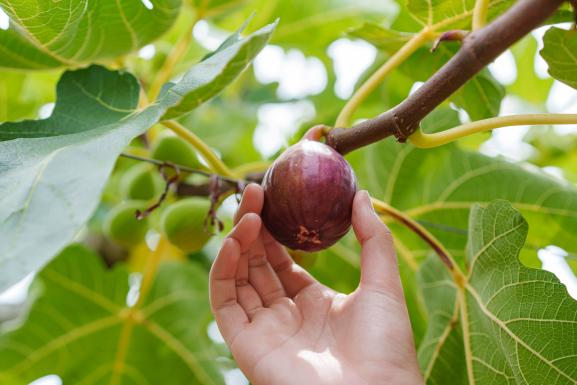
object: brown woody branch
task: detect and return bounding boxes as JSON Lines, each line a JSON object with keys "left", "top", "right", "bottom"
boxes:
{"left": 326, "top": 0, "right": 565, "bottom": 155}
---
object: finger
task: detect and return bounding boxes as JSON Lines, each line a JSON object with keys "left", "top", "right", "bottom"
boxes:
{"left": 235, "top": 245, "right": 265, "bottom": 319}
{"left": 235, "top": 183, "right": 287, "bottom": 305}
{"left": 234, "top": 183, "right": 264, "bottom": 225}
{"left": 248, "top": 243, "right": 286, "bottom": 306}
{"left": 236, "top": 278, "right": 264, "bottom": 319}
{"left": 209, "top": 238, "right": 249, "bottom": 343}
{"left": 209, "top": 213, "right": 261, "bottom": 342}
{"left": 352, "top": 191, "right": 401, "bottom": 295}
{"left": 228, "top": 213, "right": 262, "bottom": 252}
{"left": 262, "top": 228, "right": 317, "bottom": 298}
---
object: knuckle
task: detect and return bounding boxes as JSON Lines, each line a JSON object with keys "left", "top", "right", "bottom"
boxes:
{"left": 235, "top": 278, "right": 249, "bottom": 287}
{"left": 262, "top": 287, "right": 285, "bottom": 303}
{"left": 248, "top": 254, "right": 268, "bottom": 267}
{"left": 272, "top": 260, "right": 293, "bottom": 273}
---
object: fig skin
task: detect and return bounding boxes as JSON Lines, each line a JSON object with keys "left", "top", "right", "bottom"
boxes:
{"left": 261, "top": 139, "right": 357, "bottom": 251}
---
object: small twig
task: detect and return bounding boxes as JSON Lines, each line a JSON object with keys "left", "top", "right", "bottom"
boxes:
{"left": 135, "top": 163, "right": 181, "bottom": 220}
{"left": 119, "top": 153, "right": 240, "bottom": 184}
{"left": 205, "top": 176, "right": 225, "bottom": 232}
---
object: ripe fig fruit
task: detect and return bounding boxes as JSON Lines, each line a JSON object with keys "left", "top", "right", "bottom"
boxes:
{"left": 261, "top": 139, "right": 357, "bottom": 251}
{"left": 160, "top": 198, "right": 212, "bottom": 252}
{"left": 120, "top": 163, "right": 163, "bottom": 200}
{"left": 103, "top": 201, "right": 149, "bottom": 247}
{"left": 151, "top": 132, "right": 201, "bottom": 169}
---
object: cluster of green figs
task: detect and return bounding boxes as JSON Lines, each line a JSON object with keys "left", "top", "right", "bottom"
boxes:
{"left": 102, "top": 133, "right": 213, "bottom": 253}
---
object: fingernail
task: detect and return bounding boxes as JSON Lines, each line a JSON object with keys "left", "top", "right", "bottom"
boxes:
{"left": 360, "top": 190, "right": 374, "bottom": 211}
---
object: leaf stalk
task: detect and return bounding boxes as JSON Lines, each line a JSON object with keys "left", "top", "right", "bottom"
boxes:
{"left": 334, "top": 29, "right": 434, "bottom": 129}
{"left": 162, "top": 120, "right": 236, "bottom": 178}
{"left": 371, "top": 198, "right": 466, "bottom": 283}
{"left": 472, "top": 0, "right": 490, "bottom": 30}
{"left": 408, "top": 114, "right": 577, "bottom": 148}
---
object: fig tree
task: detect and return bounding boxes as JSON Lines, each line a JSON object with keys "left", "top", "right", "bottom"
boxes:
{"left": 261, "top": 138, "right": 357, "bottom": 252}
{"left": 103, "top": 201, "right": 149, "bottom": 247}
{"left": 161, "top": 198, "right": 212, "bottom": 252}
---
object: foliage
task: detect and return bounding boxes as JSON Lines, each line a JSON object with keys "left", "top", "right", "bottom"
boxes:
{"left": 418, "top": 201, "right": 577, "bottom": 384}
{"left": 0, "top": 244, "right": 223, "bottom": 384}
{"left": 1, "top": 0, "right": 577, "bottom": 383}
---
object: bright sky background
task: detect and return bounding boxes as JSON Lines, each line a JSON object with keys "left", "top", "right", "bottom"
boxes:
{"left": 1, "top": 6, "right": 577, "bottom": 385}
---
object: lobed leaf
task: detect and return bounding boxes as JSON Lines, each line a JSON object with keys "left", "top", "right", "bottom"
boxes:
{"left": 347, "top": 22, "right": 413, "bottom": 52}
{"left": 406, "top": 0, "right": 512, "bottom": 30}
{"left": 0, "top": 245, "right": 224, "bottom": 384}
{"left": 509, "top": 36, "right": 554, "bottom": 104}
{"left": 419, "top": 201, "right": 577, "bottom": 384}
{"left": 0, "top": 0, "right": 182, "bottom": 70}
{"left": 0, "top": 19, "right": 276, "bottom": 291}
{"left": 159, "top": 19, "right": 277, "bottom": 119}
{"left": 417, "top": 255, "right": 466, "bottom": 384}
{"left": 0, "top": 65, "right": 156, "bottom": 291}
{"left": 541, "top": 27, "right": 577, "bottom": 91}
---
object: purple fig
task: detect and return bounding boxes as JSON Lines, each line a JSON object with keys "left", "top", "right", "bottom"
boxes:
{"left": 262, "top": 139, "right": 357, "bottom": 251}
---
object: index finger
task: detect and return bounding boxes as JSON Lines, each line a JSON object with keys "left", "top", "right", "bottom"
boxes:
{"left": 233, "top": 183, "right": 264, "bottom": 225}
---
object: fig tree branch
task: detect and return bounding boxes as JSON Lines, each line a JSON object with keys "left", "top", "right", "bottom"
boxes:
{"left": 409, "top": 113, "right": 577, "bottom": 148}
{"left": 326, "top": 0, "right": 565, "bottom": 155}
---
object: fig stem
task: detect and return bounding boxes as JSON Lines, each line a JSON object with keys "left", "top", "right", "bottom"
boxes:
{"left": 472, "top": 0, "right": 490, "bottom": 30}
{"left": 162, "top": 120, "right": 236, "bottom": 178}
{"left": 333, "top": 29, "right": 434, "bottom": 129}
{"left": 371, "top": 198, "right": 466, "bottom": 282}
{"left": 303, "top": 125, "right": 330, "bottom": 141}
{"left": 408, "top": 114, "right": 577, "bottom": 148}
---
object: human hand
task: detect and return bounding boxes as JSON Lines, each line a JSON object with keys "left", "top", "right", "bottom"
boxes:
{"left": 209, "top": 184, "right": 424, "bottom": 385}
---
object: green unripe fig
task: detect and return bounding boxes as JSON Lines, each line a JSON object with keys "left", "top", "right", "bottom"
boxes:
{"left": 120, "top": 163, "right": 164, "bottom": 200}
{"left": 161, "top": 198, "right": 212, "bottom": 252}
{"left": 151, "top": 133, "right": 201, "bottom": 169}
{"left": 103, "top": 201, "right": 149, "bottom": 247}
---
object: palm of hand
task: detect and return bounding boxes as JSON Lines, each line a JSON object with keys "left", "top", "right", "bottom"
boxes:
{"left": 210, "top": 185, "right": 423, "bottom": 385}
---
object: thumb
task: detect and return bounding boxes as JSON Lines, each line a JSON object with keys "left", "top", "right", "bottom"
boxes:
{"left": 352, "top": 191, "right": 403, "bottom": 296}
